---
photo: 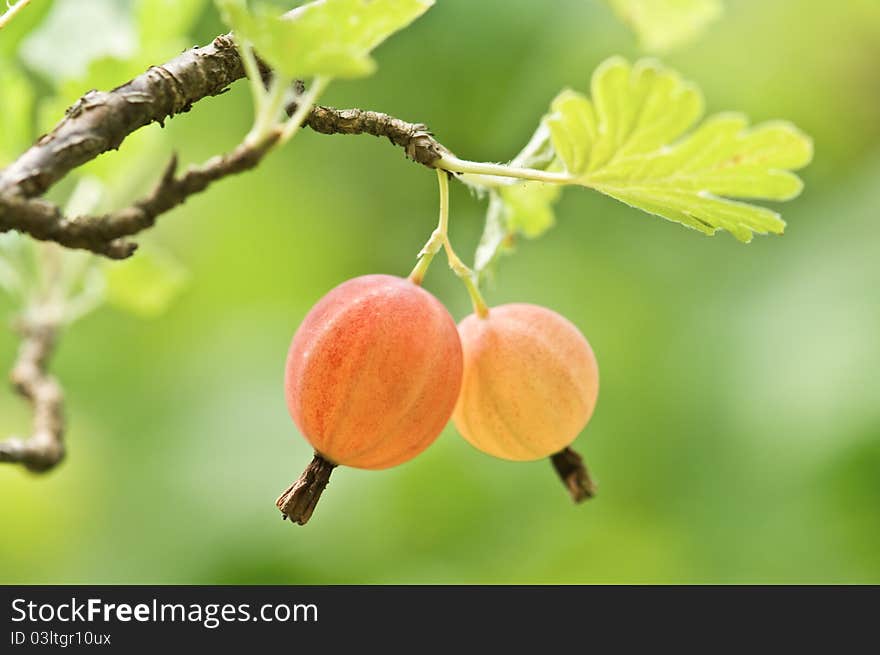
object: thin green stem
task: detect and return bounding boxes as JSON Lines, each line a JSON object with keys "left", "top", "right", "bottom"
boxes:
{"left": 246, "top": 75, "right": 287, "bottom": 146}
{"left": 409, "top": 170, "right": 489, "bottom": 318}
{"left": 408, "top": 228, "right": 442, "bottom": 285}
{"left": 0, "top": 0, "right": 33, "bottom": 31}
{"left": 409, "top": 170, "right": 450, "bottom": 284}
{"left": 437, "top": 153, "right": 574, "bottom": 185}
{"left": 454, "top": 172, "right": 514, "bottom": 189}
{"left": 261, "top": 76, "right": 288, "bottom": 132}
{"left": 447, "top": 248, "right": 489, "bottom": 318}
{"left": 279, "top": 76, "right": 330, "bottom": 144}
{"left": 436, "top": 167, "right": 450, "bottom": 234}
{"left": 238, "top": 41, "right": 267, "bottom": 117}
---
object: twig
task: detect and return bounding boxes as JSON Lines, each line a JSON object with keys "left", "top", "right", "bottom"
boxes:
{"left": 0, "top": 0, "right": 33, "bottom": 31}
{"left": 0, "top": 102, "right": 452, "bottom": 258}
{"left": 300, "top": 105, "right": 450, "bottom": 167}
{"left": 0, "top": 193, "right": 137, "bottom": 258}
{"left": 104, "top": 135, "right": 280, "bottom": 237}
{"left": 0, "top": 29, "right": 453, "bottom": 258}
{"left": 0, "top": 134, "right": 280, "bottom": 258}
{"left": 0, "top": 9, "right": 465, "bottom": 476}
{"left": 0, "top": 34, "right": 246, "bottom": 199}
{"left": 0, "top": 317, "right": 64, "bottom": 472}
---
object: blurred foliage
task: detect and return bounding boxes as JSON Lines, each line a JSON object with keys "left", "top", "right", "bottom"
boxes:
{"left": 474, "top": 122, "right": 561, "bottom": 280}
{"left": 0, "top": 0, "right": 55, "bottom": 59}
{"left": 605, "top": 0, "right": 723, "bottom": 52}
{"left": 0, "top": 0, "right": 878, "bottom": 583}
{"left": 104, "top": 247, "right": 189, "bottom": 318}
{"left": 217, "top": 0, "right": 434, "bottom": 80}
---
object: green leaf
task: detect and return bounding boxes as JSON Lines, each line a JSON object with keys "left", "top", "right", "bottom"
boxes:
{"left": 545, "top": 57, "right": 813, "bottom": 242}
{"left": 474, "top": 192, "right": 511, "bottom": 280}
{"left": 474, "top": 124, "right": 563, "bottom": 280}
{"left": 474, "top": 182, "right": 561, "bottom": 281}
{"left": 104, "top": 246, "right": 189, "bottom": 318}
{"left": 216, "top": 0, "right": 434, "bottom": 79}
{"left": 606, "top": 0, "right": 723, "bottom": 52}
{"left": 500, "top": 181, "right": 561, "bottom": 238}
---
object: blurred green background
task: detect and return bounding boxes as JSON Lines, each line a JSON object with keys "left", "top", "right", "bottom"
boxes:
{"left": 1, "top": 0, "right": 879, "bottom": 584}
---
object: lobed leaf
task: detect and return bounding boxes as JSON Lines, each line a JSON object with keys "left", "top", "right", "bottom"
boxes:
{"left": 545, "top": 57, "right": 813, "bottom": 242}
{"left": 217, "top": 0, "right": 434, "bottom": 79}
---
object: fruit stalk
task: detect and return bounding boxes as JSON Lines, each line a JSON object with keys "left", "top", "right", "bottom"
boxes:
{"left": 276, "top": 452, "right": 337, "bottom": 525}
{"left": 410, "top": 170, "right": 489, "bottom": 317}
{"left": 550, "top": 447, "right": 597, "bottom": 503}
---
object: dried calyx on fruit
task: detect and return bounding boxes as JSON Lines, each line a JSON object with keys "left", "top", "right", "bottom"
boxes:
{"left": 454, "top": 303, "right": 600, "bottom": 501}
{"left": 277, "top": 274, "right": 463, "bottom": 525}
{"left": 278, "top": 166, "right": 603, "bottom": 526}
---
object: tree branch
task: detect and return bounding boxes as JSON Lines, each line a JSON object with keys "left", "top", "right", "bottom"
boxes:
{"left": 0, "top": 193, "right": 139, "bottom": 259}
{"left": 101, "top": 135, "right": 280, "bottom": 235}
{"left": 0, "top": 133, "right": 279, "bottom": 258}
{"left": 0, "top": 35, "right": 246, "bottom": 199}
{"left": 0, "top": 15, "right": 459, "bottom": 475}
{"left": 0, "top": 31, "right": 453, "bottom": 258}
{"left": 0, "top": 318, "right": 64, "bottom": 472}
{"left": 302, "top": 105, "right": 449, "bottom": 167}
{"left": 0, "top": 103, "right": 451, "bottom": 258}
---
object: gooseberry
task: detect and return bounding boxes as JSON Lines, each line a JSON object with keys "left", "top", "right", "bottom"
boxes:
{"left": 453, "top": 303, "right": 599, "bottom": 499}
{"left": 277, "top": 274, "right": 463, "bottom": 524}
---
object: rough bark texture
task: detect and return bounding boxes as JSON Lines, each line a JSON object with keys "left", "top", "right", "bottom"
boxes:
{"left": 98, "top": 136, "right": 280, "bottom": 239}
{"left": 0, "top": 130, "right": 280, "bottom": 258}
{"left": 0, "top": 99, "right": 450, "bottom": 258}
{"left": 550, "top": 447, "right": 597, "bottom": 503}
{"left": 0, "top": 193, "right": 138, "bottom": 258}
{"left": 0, "top": 319, "right": 64, "bottom": 472}
{"left": 303, "top": 105, "right": 449, "bottom": 167}
{"left": 275, "top": 453, "right": 337, "bottom": 526}
{"left": 0, "top": 36, "right": 450, "bottom": 258}
{"left": 0, "top": 35, "right": 246, "bottom": 199}
{"left": 0, "top": 21, "right": 456, "bottom": 474}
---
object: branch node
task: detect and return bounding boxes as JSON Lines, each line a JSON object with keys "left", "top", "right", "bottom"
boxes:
{"left": 161, "top": 153, "right": 180, "bottom": 185}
